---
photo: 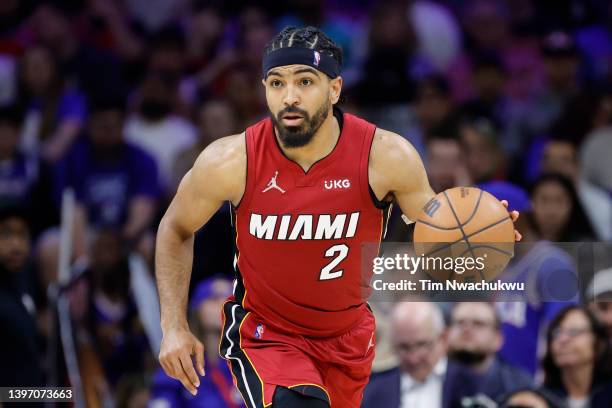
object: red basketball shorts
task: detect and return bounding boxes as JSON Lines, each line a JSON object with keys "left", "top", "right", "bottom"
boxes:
{"left": 219, "top": 299, "right": 376, "bottom": 408}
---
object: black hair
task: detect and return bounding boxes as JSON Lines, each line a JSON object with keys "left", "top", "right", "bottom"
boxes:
{"left": 463, "top": 116, "right": 502, "bottom": 146}
{"left": 88, "top": 93, "right": 127, "bottom": 114}
{"left": 498, "top": 387, "right": 567, "bottom": 408}
{"left": 0, "top": 105, "right": 24, "bottom": 127}
{"left": 416, "top": 74, "right": 451, "bottom": 99}
{"left": 264, "top": 26, "right": 343, "bottom": 68}
{"left": 472, "top": 51, "right": 506, "bottom": 74}
{"left": 425, "top": 116, "right": 461, "bottom": 145}
{"left": 0, "top": 206, "right": 29, "bottom": 228}
{"left": 150, "top": 24, "right": 186, "bottom": 52}
{"left": 542, "top": 305, "right": 612, "bottom": 392}
{"left": 529, "top": 173, "right": 596, "bottom": 241}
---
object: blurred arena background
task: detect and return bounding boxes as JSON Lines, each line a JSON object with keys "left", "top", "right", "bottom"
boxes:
{"left": 1, "top": 0, "right": 612, "bottom": 407}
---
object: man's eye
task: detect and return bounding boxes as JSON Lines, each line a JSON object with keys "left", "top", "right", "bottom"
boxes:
{"left": 301, "top": 79, "right": 312, "bottom": 86}
{"left": 271, "top": 80, "right": 282, "bottom": 87}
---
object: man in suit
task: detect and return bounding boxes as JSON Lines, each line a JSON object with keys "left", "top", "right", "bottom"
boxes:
{"left": 362, "top": 301, "right": 479, "bottom": 408}
{"left": 448, "top": 302, "right": 532, "bottom": 401}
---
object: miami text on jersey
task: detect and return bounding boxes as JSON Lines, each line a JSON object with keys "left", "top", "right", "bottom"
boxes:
{"left": 249, "top": 212, "right": 360, "bottom": 240}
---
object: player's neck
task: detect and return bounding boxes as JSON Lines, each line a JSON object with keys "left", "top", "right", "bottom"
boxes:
{"left": 277, "top": 111, "right": 340, "bottom": 173}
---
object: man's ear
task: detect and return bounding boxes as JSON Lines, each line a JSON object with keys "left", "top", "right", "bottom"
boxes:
{"left": 330, "top": 76, "right": 343, "bottom": 104}
{"left": 261, "top": 78, "right": 266, "bottom": 87}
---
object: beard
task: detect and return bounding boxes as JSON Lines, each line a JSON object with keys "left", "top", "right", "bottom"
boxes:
{"left": 448, "top": 349, "right": 489, "bottom": 366}
{"left": 270, "top": 97, "right": 331, "bottom": 148}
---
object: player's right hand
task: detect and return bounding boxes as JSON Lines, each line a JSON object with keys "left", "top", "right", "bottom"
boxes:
{"left": 159, "top": 327, "right": 205, "bottom": 395}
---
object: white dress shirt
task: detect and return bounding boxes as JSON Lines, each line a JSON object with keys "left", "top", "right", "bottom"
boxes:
{"left": 400, "top": 357, "right": 447, "bottom": 408}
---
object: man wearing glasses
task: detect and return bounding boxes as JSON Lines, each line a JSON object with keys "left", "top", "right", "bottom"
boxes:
{"left": 362, "top": 301, "right": 479, "bottom": 408}
{"left": 448, "top": 302, "right": 532, "bottom": 401}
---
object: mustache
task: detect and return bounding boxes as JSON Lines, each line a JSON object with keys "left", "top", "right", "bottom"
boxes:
{"left": 277, "top": 107, "right": 309, "bottom": 120}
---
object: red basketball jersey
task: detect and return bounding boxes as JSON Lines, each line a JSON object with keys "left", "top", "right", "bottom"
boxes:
{"left": 233, "top": 111, "right": 387, "bottom": 337}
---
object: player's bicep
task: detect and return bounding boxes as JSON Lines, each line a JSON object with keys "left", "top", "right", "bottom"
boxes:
{"left": 161, "top": 134, "right": 246, "bottom": 236}
{"left": 164, "top": 168, "right": 226, "bottom": 235}
{"left": 371, "top": 129, "right": 435, "bottom": 223}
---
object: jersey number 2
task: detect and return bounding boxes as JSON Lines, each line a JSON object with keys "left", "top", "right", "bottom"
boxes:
{"left": 319, "top": 244, "right": 349, "bottom": 280}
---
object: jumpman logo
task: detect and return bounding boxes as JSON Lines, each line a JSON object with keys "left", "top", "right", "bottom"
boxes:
{"left": 262, "top": 171, "right": 286, "bottom": 194}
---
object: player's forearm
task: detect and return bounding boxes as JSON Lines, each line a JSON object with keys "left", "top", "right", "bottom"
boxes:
{"left": 156, "top": 218, "right": 194, "bottom": 332}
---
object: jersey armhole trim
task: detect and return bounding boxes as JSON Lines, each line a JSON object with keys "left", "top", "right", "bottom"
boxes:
{"left": 369, "top": 185, "right": 390, "bottom": 209}
{"left": 363, "top": 126, "right": 391, "bottom": 210}
{"left": 233, "top": 130, "right": 254, "bottom": 211}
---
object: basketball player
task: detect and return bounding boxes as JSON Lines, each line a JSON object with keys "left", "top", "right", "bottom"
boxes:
{"left": 156, "top": 26, "right": 520, "bottom": 408}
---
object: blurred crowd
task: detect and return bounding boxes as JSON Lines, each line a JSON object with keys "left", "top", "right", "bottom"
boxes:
{"left": 1, "top": 0, "right": 612, "bottom": 407}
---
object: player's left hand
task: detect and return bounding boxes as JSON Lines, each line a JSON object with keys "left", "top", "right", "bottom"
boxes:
{"left": 501, "top": 200, "right": 522, "bottom": 241}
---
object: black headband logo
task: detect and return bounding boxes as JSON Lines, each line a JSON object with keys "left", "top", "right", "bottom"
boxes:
{"left": 262, "top": 47, "right": 340, "bottom": 79}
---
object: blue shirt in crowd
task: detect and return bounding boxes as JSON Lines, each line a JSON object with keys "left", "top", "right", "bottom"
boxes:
{"left": 54, "top": 139, "right": 160, "bottom": 227}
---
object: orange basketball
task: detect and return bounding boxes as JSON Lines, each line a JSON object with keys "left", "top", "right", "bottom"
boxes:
{"left": 413, "top": 186, "right": 515, "bottom": 283}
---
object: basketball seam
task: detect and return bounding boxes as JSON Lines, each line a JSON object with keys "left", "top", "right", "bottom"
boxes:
{"left": 416, "top": 189, "right": 484, "bottom": 230}
{"left": 419, "top": 215, "right": 512, "bottom": 257}
{"left": 443, "top": 190, "right": 477, "bottom": 260}
{"left": 457, "top": 244, "right": 514, "bottom": 258}
{"left": 462, "top": 189, "right": 484, "bottom": 226}
{"left": 457, "top": 243, "right": 513, "bottom": 281}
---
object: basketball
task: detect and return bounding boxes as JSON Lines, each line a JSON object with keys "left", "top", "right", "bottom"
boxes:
{"left": 413, "top": 186, "right": 515, "bottom": 283}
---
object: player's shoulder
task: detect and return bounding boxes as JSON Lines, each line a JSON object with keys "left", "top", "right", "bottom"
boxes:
{"left": 370, "top": 127, "right": 420, "bottom": 166}
{"left": 193, "top": 133, "right": 246, "bottom": 170}
{"left": 189, "top": 132, "right": 247, "bottom": 189}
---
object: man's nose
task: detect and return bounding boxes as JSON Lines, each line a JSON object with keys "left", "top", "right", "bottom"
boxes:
{"left": 283, "top": 84, "right": 300, "bottom": 107}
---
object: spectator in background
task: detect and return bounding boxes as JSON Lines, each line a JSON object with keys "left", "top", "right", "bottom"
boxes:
{"left": 540, "top": 138, "right": 612, "bottom": 241}
{"left": 529, "top": 173, "right": 596, "bottom": 242}
{"left": 17, "top": 45, "right": 86, "bottom": 161}
{"left": 408, "top": 0, "right": 461, "bottom": 73}
{"left": 415, "top": 76, "right": 456, "bottom": 137}
{"left": 586, "top": 268, "right": 612, "bottom": 343}
{"left": 406, "top": 75, "right": 458, "bottom": 157}
{"left": 42, "top": 96, "right": 160, "bottom": 284}
{"left": 183, "top": 4, "right": 226, "bottom": 71}
{"left": 172, "top": 99, "right": 237, "bottom": 192}
{"left": 82, "top": 0, "right": 146, "bottom": 65}
{"left": 461, "top": 117, "right": 508, "bottom": 183}
{"left": 73, "top": 229, "right": 156, "bottom": 393}
{"left": 0, "top": 105, "right": 38, "bottom": 209}
{"left": 447, "top": 302, "right": 532, "bottom": 401}
{"left": 235, "top": 6, "right": 274, "bottom": 77}
{"left": 460, "top": 53, "right": 529, "bottom": 158}
{"left": 124, "top": 72, "right": 196, "bottom": 195}
{"left": 424, "top": 124, "right": 471, "bottom": 193}
{"left": 523, "top": 32, "right": 582, "bottom": 140}
{"left": 350, "top": 1, "right": 419, "bottom": 107}
{"left": 60, "top": 96, "right": 159, "bottom": 236}
{"left": 29, "top": 2, "right": 126, "bottom": 97}
{"left": 580, "top": 125, "right": 612, "bottom": 195}
{"left": 447, "top": 0, "right": 542, "bottom": 102}
{"left": 0, "top": 206, "right": 44, "bottom": 387}
{"left": 542, "top": 306, "right": 612, "bottom": 408}
{"left": 150, "top": 276, "right": 244, "bottom": 408}
{"left": 495, "top": 211, "right": 579, "bottom": 375}
{"left": 362, "top": 301, "right": 478, "bottom": 408}
{"left": 498, "top": 388, "right": 567, "bottom": 408}
{"left": 179, "top": 4, "right": 229, "bottom": 106}
{"left": 213, "top": 63, "right": 266, "bottom": 130}
{"left": 124, "top": 0, "right": 188, "bottom": 33}
{"left": 147, "top": 26, "right": 189, "bottom": 96}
